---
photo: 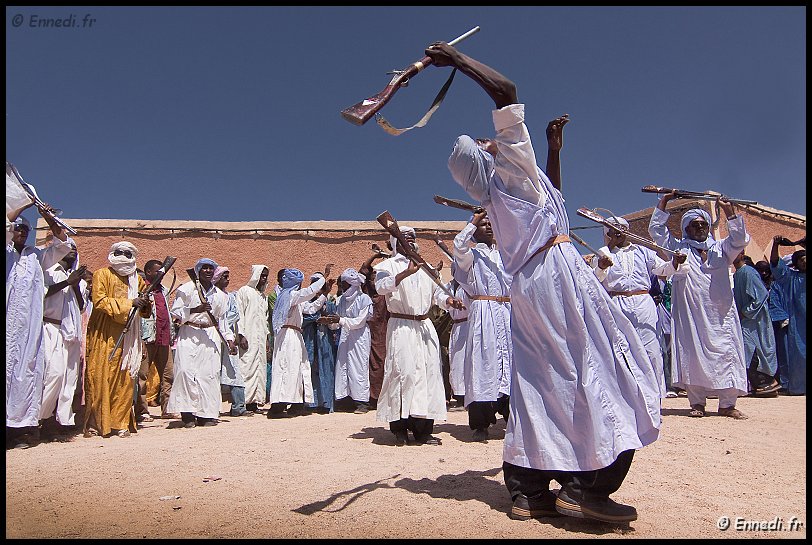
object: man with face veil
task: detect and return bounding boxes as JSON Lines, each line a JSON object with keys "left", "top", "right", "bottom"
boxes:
{"left": 167, "top": 258, "right": 236, "bottom": 428}
{"left": 268, "top": 268, "right": 327, "bottom": 417}
{"left": 235, "top": 265, "right": 270, "bottom": 413}
{"left": 83, "top": 242, "right": 151, "bottom": 438}
{"left": 649, "top": 197, "right": 750, "bottom": 419}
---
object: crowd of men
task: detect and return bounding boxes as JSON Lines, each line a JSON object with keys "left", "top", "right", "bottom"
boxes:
{"left": 6, "top": 42, "right": 806, "bottom": 525}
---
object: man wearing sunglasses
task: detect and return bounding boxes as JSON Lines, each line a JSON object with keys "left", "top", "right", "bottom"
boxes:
{"left": 649, "top": 194, "right": 751, "bottom": 420}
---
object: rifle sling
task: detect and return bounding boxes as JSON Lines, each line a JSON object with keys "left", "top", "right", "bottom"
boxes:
{"left": 375, "top": 68, "right": 457, "bottom": 136}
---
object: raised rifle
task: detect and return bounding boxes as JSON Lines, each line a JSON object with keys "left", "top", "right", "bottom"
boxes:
{"left": 641, "top": 185, "right": 757, "bottom": 206}
{"left": 376, "top": 210, "right": 457, "bottom": 301}
{"left": 433, "top": 194, "right": 484, "bottom": 214}
{"left": 568, "top": 231, "right": 610, "bottom": 263}
{"left": 370, "top": 243, "right": 391, "bottom": 258}
{"left": 576, "top": 207, "right": 684, "bottom": 258}
{"left": 340, "top": 26, "right": 480, "bottom": 128}
{"left": 185, "top": 267, "right": 229, "bottom": 346}
{"left": 109, "top": 255, "right": 176, "bottom": 361}
{"left": 7, "top": 161, "right": 78, "bottom": 235}
{"left": 434, "top": 238, "right": 453, "bottom": 260}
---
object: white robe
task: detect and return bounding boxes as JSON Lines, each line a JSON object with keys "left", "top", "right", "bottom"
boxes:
{"left": 648, "top": 208, "right": 750, "bottom": 394}
{"left": 446, "top": 283, "right": 470, "bottom": 397}
{"left": 374, "top": 255, "right": 449, "bottom": 423}
{"left": 269, "top": 276, "right": 325, "bottom": 404}
{"left": 220, "top": 291, "right": 244, "bottom": 387}
{"left": 236, "top": 266, "right": 270, "bottom": 404}
{"left": 592, "top": 244, "right": 687, "bottom": 398}
{"left": 40, "top": 262, "right": 83, "bottom": 425}
{"left": 452, "top": 223, "right": 512, "bottom": 406}
{"left": 167, "top": 281, "right": 233, "bottom": 419}
{"left": 334, "top": 292, "right": 373, "bottom": 402}
{"left": 448, "top": 104, "right": 660, "bottom": 471}
{"left": 6, "top": 237, "right": 73, "bottom": 428}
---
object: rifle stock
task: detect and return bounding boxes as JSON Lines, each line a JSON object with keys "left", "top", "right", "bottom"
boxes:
{"left": 433, "top": 194, "right": 484, "bottom": 213}
{"left": 185, "top": 267, "right": 229, "bottom": 346}
{"left": 341, "top": 26, "right": 480, "bottom": 126}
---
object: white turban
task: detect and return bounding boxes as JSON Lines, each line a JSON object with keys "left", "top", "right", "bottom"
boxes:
{"left": 390, "top": 225, "right": 418, "bottom": 257}
{"left": 603, "top": 216, "right": 629, "bottom": 236}
{"left": 108, "top": 241, "right": 138, "bottom": 277}
{"left": 681, "top": 208, "right": 714, "bottom": 250}
{"left": 12, "top": 216, "right": 31, "bottom": 230}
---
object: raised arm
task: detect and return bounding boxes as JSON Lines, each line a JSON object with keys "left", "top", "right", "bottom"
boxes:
{"left": 545, "top": 114, "right": 569, "bottom": 192}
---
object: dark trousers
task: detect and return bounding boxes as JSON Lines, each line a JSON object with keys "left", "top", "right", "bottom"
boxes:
{"left": 135, "top": 343, "right": 172, "bottom": 416}
{"left": 389, "top": 416, "right": 434, "bottom": 439}
{"left": 503, "top": 449, "right": 635, "bottom": 502}
{"left": 468, "top": 395, "right": 509, "bottom": 430}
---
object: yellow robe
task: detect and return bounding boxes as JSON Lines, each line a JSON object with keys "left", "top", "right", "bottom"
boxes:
{"left": 83, "top": 267, "right": 150, "bottom": 436}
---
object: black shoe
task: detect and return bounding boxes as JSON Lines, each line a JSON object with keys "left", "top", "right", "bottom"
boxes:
{"left": 414, "top": 434, "right": 442, "bottom": 446}
{"left": 472, "top": 428, "right": 489, "bottom": 442}
{"left": 353, "top": 404, "right": 370, "bottom": 414}
{"left": 394, "top": 431, "right": 408, "bottom": 447}
{"left": 509, "top": 492, "right": 562, "bottom": 520}
{"left": 183, "top": 421, "right": 197, "bottom": 428}
{"left": 555, "top": 489, "right": 637, "bottom": 522}
{"left": 753, "top": 379, "right": 781, "bottom": 397}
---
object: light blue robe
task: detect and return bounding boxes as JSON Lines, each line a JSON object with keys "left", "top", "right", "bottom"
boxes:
{"left": 771, "top": 259, "right": 806, "bottom": 394}
{"left": 733, "top": 265, "right": 777, "bottom": 377}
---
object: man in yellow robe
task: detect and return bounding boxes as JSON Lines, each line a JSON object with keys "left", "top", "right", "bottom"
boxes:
{"left": 83, "top": 242, "right": 150, "bottom": 438}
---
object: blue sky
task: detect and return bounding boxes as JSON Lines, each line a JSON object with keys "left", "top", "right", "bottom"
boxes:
{"left": 6, "top": 6, "right": 806, "bottom": 250}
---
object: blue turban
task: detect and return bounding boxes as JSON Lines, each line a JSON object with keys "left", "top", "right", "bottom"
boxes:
{"left": 194, "top": 258, "right": 218, "bottom": 277}
{"left": 272, "top": 268, "right": 304, "bottom": 335}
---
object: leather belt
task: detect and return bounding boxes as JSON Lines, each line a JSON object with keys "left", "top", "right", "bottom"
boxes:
{"left": 281, "top": 324, "right": 303, "bottom": 333}
{"left": 470, "top": 295, "right": 511, "bottom": 303}
{"left": 389, "top": 312, "right": 429, "bottom": 321}
{"left": 529, "top": 234, "right": 571, "bottom": 261}
{"left": 43, "top": 317, "right": 62, "bottom": 326}
{"left": 185, "top": 322, "right": 214, "bottom": 329}
{"left": 452, "top": 318, "right": 468, "bottom": 324}
{"left": 609, "top": 289, "right": 650, "bottom": 297}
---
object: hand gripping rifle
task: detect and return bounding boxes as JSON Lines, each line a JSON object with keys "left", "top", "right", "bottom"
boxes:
{"left": 185, "top": 267, "right": 229, "bottom": 346}
{"left": 341, "top": 26, "right": 480, "bottom": 129}
{"left": 109, "top": 256, "right": 176, "bottom": 361}
{"left": 641, "top": 185, "right": 757, "bottom": 206}
{"left": 433, "top": 194, "right": 485, "bottom": 214}
{"left": 370, "top": 243, "right": 391, "bottom": 258}
{"left": 376, "top": 210, "right": 456, "bottom": 301}
{"left": 576, "top": 208, "right": 684, "bottom": 258}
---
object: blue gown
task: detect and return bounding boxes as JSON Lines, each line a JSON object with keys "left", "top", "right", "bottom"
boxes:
{"left": 771, "top": 260, "right": 806, "bottom": 395}
{"left": 302, "top": 299, "right": 338, "bottom": 411}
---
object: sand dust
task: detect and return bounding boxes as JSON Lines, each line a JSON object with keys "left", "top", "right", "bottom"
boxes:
{"left": 5, "top": 394, "right": 806, "bottom": 539}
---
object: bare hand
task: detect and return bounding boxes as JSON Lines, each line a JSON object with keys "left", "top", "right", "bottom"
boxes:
{"left": 67, "top": 265, "right": 87, "bottom": 286}
{"left": 717, "top": 196, "right": 736, "bottom": 218}
{"left": 238, "top": 334, "right": 249, "bottom": 351}
{"left": 598, "top": 256, "right": 614, "bottom": 269}
{"left": 191, "top": 302, "right": 212, "bottom": 314}
{"left": 131, "top": 296, "right": 149, "bottom": 309}
{"left": 317, "top": 315, "right": 340, "bottom": 325}
{"left": 446, "top": 297, "right": 465, "bottom": 310}
{"left": 546, "top": 114, "right": 569, "bottom": 151}
{"left": 324, "top": 263, "right": 334, "bottom": 278}
{"left": 472, "top": 209, "right": 488, "bottom": 227}
{"left": 672, "top": 252, "right": 687, "bottom": 267}
{"left": 424, "top": 41, "right": 458, "bottom": 67}
{"left": 322, "top": 278, "right": 336, "bottom": 294}
{"left": 227, "top": 340, "right": 238, "bottom": 355}
{"left": 405, "top": 260, "right": 421, "bottom": 277}
{"left": 435, "top": 261, "right": 444, "bottom": 272}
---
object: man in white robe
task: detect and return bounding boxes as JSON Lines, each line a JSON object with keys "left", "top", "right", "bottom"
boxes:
{"left": 167, "top": 258, "right": 236, "bottom": 428}
{"left": 446, "top": 276, "right": 470, "bottom": 407}
{"left": 374, "top": 226, "right": 464, "bottom": 447}
{"left": 236, "top": 265, "right": 270, "bottom": 412}
{"left": 592, "top": 217, "right": 688, "bottom": 399}
{"left": 268, "top": 268, "right": 328, "bottom": 417}
{"left": 428, "top": 42, "right": 661, "bottom": 523}
{"left": 649, "top": 197, "right": 750, "bottom": 419}
{"left": 214, "top": 266, "right": 252, "bottom": 417}
{"left": 321, "top": 268, "right": 373, "bottom": 413}
{"left": 449, "top": 210, "right": 512, "bottom": 442}
{"left": 40, "top": 240, "right": 87, "bottom": 440}
{"left": 7, "top": 210, "right": 74, "bottom": 449}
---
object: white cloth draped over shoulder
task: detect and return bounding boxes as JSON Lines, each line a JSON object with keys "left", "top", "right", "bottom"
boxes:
{"left": 648, "top": 207, "right": 749, "bottom": 394}
{"left": 6, "top": 236, "right": 73, "bottom": 427}
{"left": 373, "top": 255, "right": 449, "bottom": 423}
{"left": 167, "top": 281, "right": 234, "bottom": 419}
{"left": 448, "top": 104, "right": 661, "bottom": 472}
{"left": 592, "top": 244, "right": 688, "bottom": 397}
{"left": 451, "top": 222, "right": 512, "bottom": 406}
{"left": 269, "top": 276, "right": 325, "bottom": 404}
{"left": 236, "top": 265, "right": 270, "bottom": 404}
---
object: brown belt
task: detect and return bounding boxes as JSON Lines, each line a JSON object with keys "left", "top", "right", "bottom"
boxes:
{"left": 609, "top": 289, "right": 650, "bottom": 297}
{"left": 281, "top": 324, "right": 303, "bottom": 333}
{"left": 43, "top": 317, "right": 62, "bottom": 326}
{"left": 185, "top": 322, "right": 214, "bottom": 329}
{"left": 529, "top": 234, "right": 571, "bottom": 261}
{"left": 389, "top": 312, "right": 429, "bottom": 321}
{"left": 452, "top": 318, "right": 468, "bottom": 324}
{"left": 470, "top": 295, "right": 511, "bottom": 303}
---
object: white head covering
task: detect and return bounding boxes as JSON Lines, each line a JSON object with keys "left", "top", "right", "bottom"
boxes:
{"left": 108, "top": 241, "right": 138, "bottom": 277}
{"left": 12, "top": 216, "right": 31, "bottom": 230}
{"left": 247, "top": 265, "right": 268, "bottom": 291}
{"left": 681, "top": 208, "right": 714, "bottom": 250}
{"left": 339, "top": 267, "right": 365, "bottom": 305}
{"left": 603, "top": 216, "right": 629, "bottom": 236}
{"left": 60, "top": 241, "right": 82, "bottom": 342}
{"left": 390, "top": 225, "right": 417, "bottom": 257}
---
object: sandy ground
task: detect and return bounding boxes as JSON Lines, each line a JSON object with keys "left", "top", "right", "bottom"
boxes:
{"left": 5, "top": 394, "right": 806, "bottom": 539}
